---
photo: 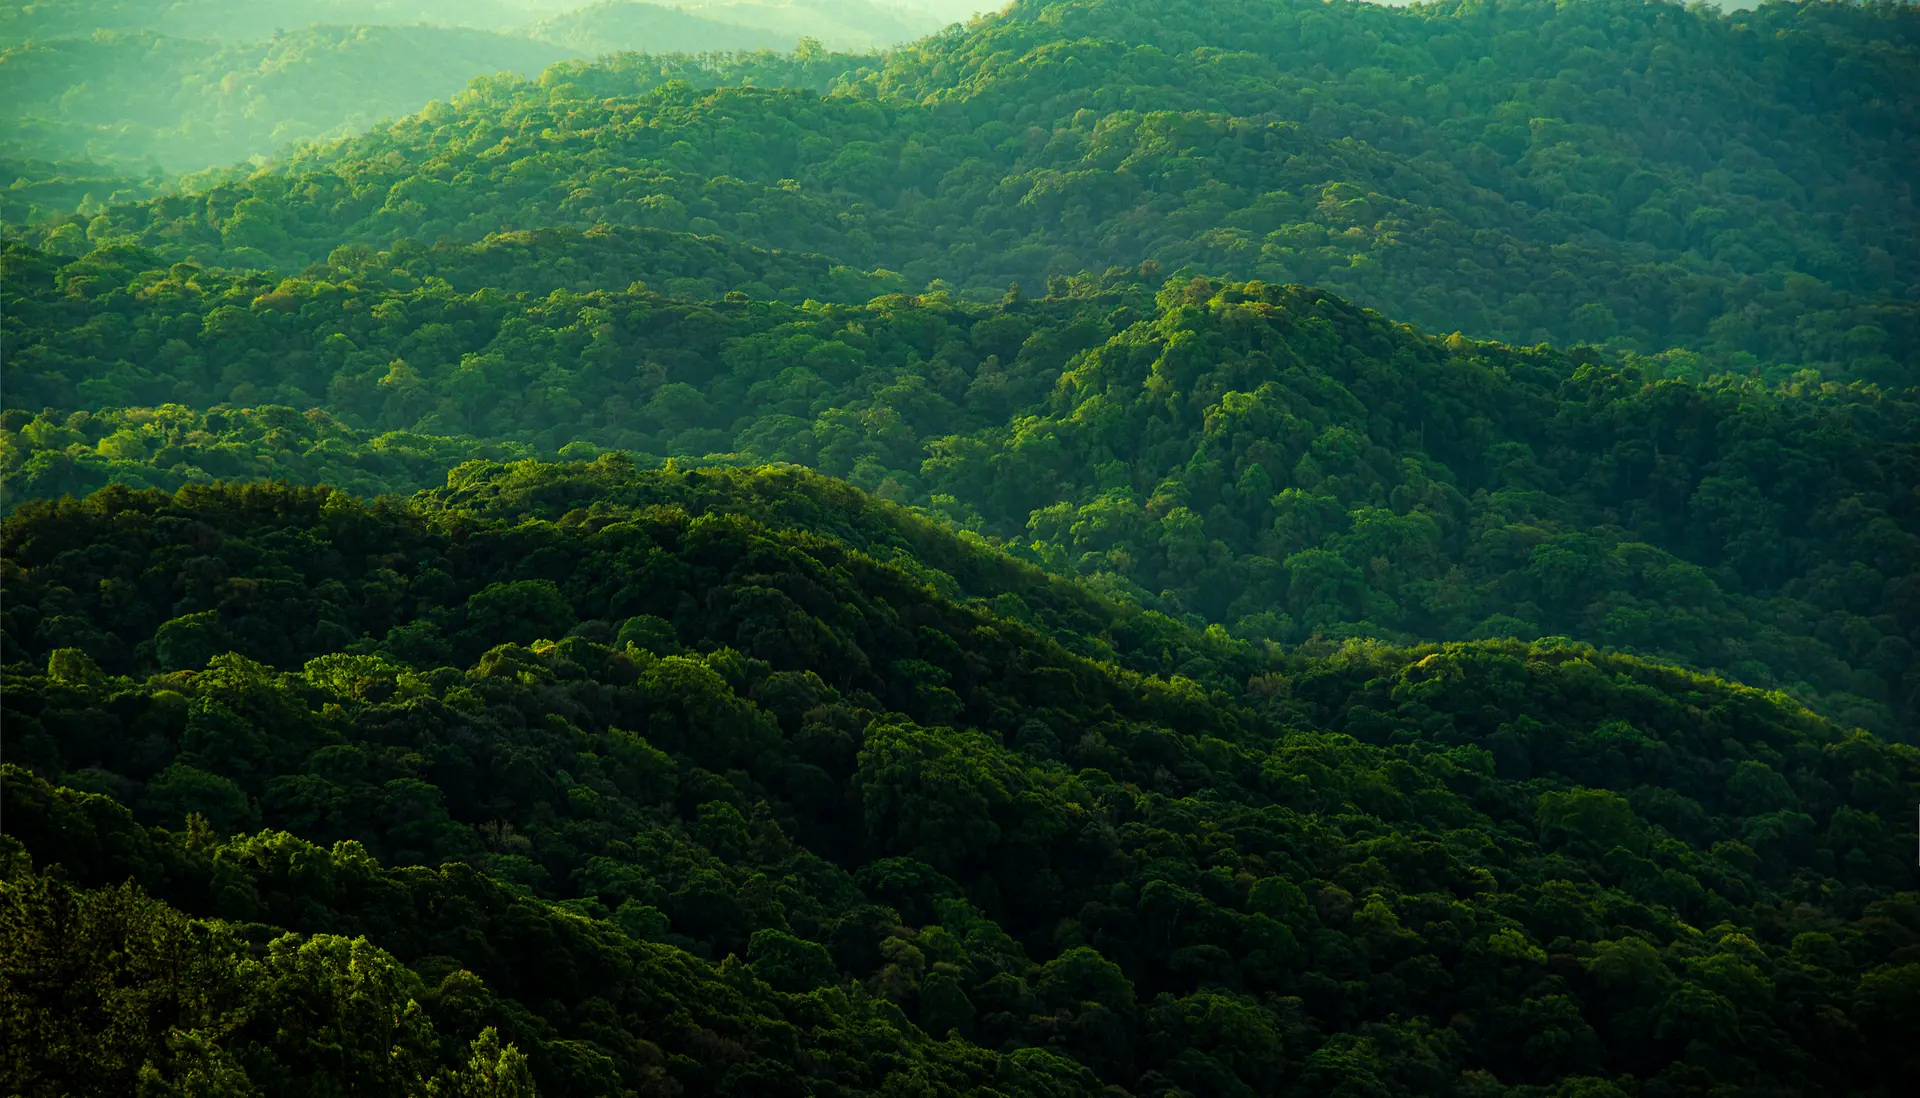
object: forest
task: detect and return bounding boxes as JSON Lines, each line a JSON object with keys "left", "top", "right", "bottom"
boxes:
{"left": 15, "top": 0, "right": 1917, "bottom": 370}
{"left": 2, "top": 1, "right": 1917, "bottom": 1096}
{"left": 5, "top": 244, "right": 1915, "bottom": 730}
{"left": 4, "top": 466, "right": 1918, "bottom": 1096}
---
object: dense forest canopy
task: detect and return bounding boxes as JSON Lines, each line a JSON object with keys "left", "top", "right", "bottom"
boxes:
{"left": 3, "top": 2, "right": 1917, "bottom": 1096}
{"left": 6, "top": 243, "right": 1916, "bottom": 728}
{"left": 0, "top": 154, "right": 166, "bottom": 226}
{"left": 15, "top": 0, "right": 1916, "bottom": 370}
{"left": 3, "top": 468, "right": 1918, "bottom": 1096}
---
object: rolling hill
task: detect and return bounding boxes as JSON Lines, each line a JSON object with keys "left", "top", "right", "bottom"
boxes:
{"left": 4, "top": 462, "right": 1917, "bottom": 1096}
{"left": 4, "top": 4, "right": 1918, "bottom": 1096}
{"left": 5, "top": 242, "right": 1916, "bottom": 729}
{"left": 22, "top": 0, "right": 1918, "bottom": 372}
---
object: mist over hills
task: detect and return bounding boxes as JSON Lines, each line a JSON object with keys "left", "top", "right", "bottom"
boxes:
{"left": 0, "top": 24, "right": 577, "bottom": 172}
{"left": 18, "top": 0, "right": 1917, "bottom": 374}
{"left": 3, "top": 3, "right": 1919, "bottom": 1097}
{"left": 0, "top": 0, "right": 967, "bottom": 174}
{"left": 528, "top": 1, "right": 796, "bottom": 57}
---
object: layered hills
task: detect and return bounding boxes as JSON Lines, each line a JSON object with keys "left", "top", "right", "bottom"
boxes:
{"left": 5, "top": 244, "right": 1916, "bottom": 728}
{"left": 0, "top": 0, "right": 944, "bottom": 175}
{"left": 0, "top": 25, "right": 575, "bottom": 172}
{"left": 3, "top": 3, "right": 1919, "bottom": 1097}
{"left": 4, "top": 464, "right": 1918, "bottom": 1096}
{"left": 21, "top": 0, "right": 1919, "bottom": 371}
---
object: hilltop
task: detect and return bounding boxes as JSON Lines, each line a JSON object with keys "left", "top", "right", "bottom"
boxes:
{"left": 6, "top": 243, "right": 1916, "bottom": 728}
{"left": 17, "top": 0, "right": 1918, "bottom": 372}
{"left": 3, "top": 465, "right": 1917, "bottom": 1096}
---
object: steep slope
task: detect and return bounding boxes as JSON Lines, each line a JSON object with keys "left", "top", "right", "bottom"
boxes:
{"left": 25, "top": 0, "right": 1918, "bottom": 371}
{"left": 6, "top": 245, "right": 1915, "bottom": 726}
{"left": 3, "top": 468, "right": 1916, "bottom": 1096}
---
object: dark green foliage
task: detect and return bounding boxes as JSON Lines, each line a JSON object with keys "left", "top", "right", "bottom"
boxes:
{"left": 318, "top": 226, "right": 907, "bottom": 300}
{"left": 0, "top": 403, "right": 539, "bottom": 509}
{"left": 4, "top": 2, "right": 1918, "bottom": 1093}
{"left": 7, "top": 253, "right": 1915, "bottom": 726}
{"left": 0, "top": 858, "right": 538, "bottom": 1098}
{"left": 3, "top": 471, "right": 1918, "bottom": 1097}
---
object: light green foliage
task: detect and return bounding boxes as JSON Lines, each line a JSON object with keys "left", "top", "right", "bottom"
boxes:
{"left": 23, "top": 0, "right": 1918, "bottom": 372}
{"left": 0, "top": 26, "right": 575, "bottom": 172}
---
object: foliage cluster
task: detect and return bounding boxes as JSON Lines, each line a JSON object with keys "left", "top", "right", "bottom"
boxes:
{"left": 0, "top": 402, "right": 539, "bottom": 509}
{"left": 2, "top": 471, "right": 1917, "bottom": 1097}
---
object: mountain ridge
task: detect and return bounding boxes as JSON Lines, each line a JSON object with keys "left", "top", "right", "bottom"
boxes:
{"left": 5, "top": 4, "right": 1920, "bottom": 1095}
{"left": 6, "top": 242, "right": 1914, "bottom": 728}
{"left": 18, "top": 0, "right": 1917, "bottom": 372}
{"left": 4, "top": 465, "right": 1917, "bottom": 1096}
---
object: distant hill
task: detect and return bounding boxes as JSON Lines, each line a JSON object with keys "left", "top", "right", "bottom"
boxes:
{"left": 26, "top": 0, "right": 1916, "bottom": 375}
{"left": 7, "top": 243, "right": 1916, "bottom": 729}
{"left": 529, "top": 0, "right": 794, "bottom": 55}
{"left": 665, "top": 0, "right": 950, "bottom": 48}
{"left": 0, "top": 0, "right": 916, "bottom": 174}
{"left": 0, "top": 24, "right": 574, "bottom": 171}
{"left": 0, "top": 1, "right": 574, "bottom": 42}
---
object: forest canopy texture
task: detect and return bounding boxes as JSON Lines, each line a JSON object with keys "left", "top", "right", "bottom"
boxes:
{"left": 14, "top": 0, "right": 1919, "bottom": 370}
{"left": 1, "top": 464, "right": 1917, "bottom": 1098}
{"left": 3, "top": 2, "right": 1918, "bottom": 1098}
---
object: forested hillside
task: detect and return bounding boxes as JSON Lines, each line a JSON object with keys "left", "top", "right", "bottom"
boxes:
{"left": 23, "top": 0, "right": 1918, "bottom": 371}
{"left": 0, "top": 155, "right": 164, "bottom": 226}
{"left": 0, "top": 0, "right": 930, "bottom": 174}
{"left": 4, "top": 467, "right": 1918, "bottom": 1096}
{"left": 4, "top": 3, "right": 1918, "bottom": 1095}
{"left": 7, "top": 242, "right": 1916, "bottom": 728}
